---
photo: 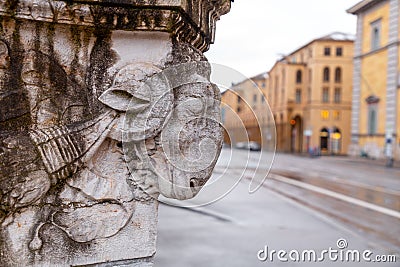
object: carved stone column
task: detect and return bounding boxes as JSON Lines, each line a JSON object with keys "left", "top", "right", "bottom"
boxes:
{"left": 0, "top": 1, "right": 230, "bottom": 266}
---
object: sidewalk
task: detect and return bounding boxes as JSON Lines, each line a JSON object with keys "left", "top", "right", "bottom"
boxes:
{"left": 292, "top": 152, "right": 400, "bottom": 170}
{"left": 333, "top": 155, "right": 400, "bottom": 169}
{"left": 155, "top": 169, "right": 398, "bottom": 266}
{"left": 271, "top": 152, "right": 400, "bottom": 192}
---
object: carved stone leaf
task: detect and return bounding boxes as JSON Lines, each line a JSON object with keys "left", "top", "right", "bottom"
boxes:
{"left": 99, "top": 88, "right": 135, "bottom": 112}
{"left": 11, "top": 170, "right": 50, "bottom": 208}
{"left": 99, "top": 88, "right": 151, "bottom": 113}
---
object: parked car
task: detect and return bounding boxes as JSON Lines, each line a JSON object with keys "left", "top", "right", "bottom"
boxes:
{"left": 235, "top": 141, "right": 261, "bottom": 151}
{"left": 247, "top": 141, "right": 261, "bottom": 151}
{"left": 222, "top": 142, "right": 231, "bottom": 148}
{"left": 235, "top": 142, "right": 247, "bottom": 149}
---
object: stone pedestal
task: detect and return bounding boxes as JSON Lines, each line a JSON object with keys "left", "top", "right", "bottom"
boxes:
{"left": 0, "top": 1, "right": 230, "bottom": 266}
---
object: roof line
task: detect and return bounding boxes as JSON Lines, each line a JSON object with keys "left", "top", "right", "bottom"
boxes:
{"left": 347, "top": 0, "right": 383, "bottom": 14}
{"left": 231, "top": 72, "right": 267, "bottom": 87}
{"left": 286, "top": 32, "right": 354, "bottom": 57}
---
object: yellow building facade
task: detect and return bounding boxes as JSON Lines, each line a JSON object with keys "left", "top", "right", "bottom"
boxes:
{"left": 265, "top": 33, "right": 354, "bottom": 154}
{"left": 348, "top": 0, "right": 400, "bottom": 161}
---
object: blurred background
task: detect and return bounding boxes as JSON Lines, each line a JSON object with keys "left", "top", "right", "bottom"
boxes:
{"left": 155, "top": 0, "right": 400, "bottom": 266}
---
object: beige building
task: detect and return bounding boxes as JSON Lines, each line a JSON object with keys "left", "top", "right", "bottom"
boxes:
{"left": 265, "top": 33, "right": 354, "bottom": 154}
{"left": 221, "top": 73, "right": 271, "bottom": 146}
{"left": 347, "top": 0, "right": 400, "bottom": 162}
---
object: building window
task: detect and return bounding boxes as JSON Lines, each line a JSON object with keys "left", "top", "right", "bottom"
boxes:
{"left": 365, "top": 95, "right": 380, "bottom": 135}
{"left": 323, "top": 67, "right": 330, "bottom": 82}
{"left": 336, "top": 47, "right": 343, "bottom": 56}
{"left": 262, "top": 83, "right": 266, "bottom": 88}
{"left": 309, "top": 69, "right": 312, "bottom": 83}
{"left": 333, "top": 110, "right": 340, "bottom": 120}
{"left": 237, "top": 107, "right": 241, "bottom": 113}
{"left": 334, "top": 88, "right": 341, "bottom": 103}
{"left": 253, "top": 94, "right": 257, "bottom": 103}
{"left": 296, "top": 70, "right": 302, "bottom": 84}
{"left": 371, "top": 19, "right": 382, "bottom": 50}
{"left": 324, "top": 47, "right": 331, "bottom": 56}
{"left": 261, "top": 95, "right": 265, "bottom": 103}
{"left": 335, "top": 67, "right": 342, "bottom": 83}
{"left": 321, "top": 110, "right": 329, "bottom": 120}
{"left": 237, "top": 95, "right": 241, "bottom": 104}
{"left": 368, "top": 107, "right": 377, "bottom": 135}
{"left": 295, "top": 89, "right": 302, "bottom": 104}
{"left": 308, "top": 87, "right": 311, "bottom": 103}
{"left": 322, "top": 87, "right": 329, "bottom": 103}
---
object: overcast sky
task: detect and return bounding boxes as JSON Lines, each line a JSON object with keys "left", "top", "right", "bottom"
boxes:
{"left": 205, "top": 0, "right": 362, "bottom": 85}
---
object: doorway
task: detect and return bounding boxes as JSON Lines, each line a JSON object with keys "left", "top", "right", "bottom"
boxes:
{"left": 320, "top": 128, "right": 329, "bottom": 151}
{"left": 331, "top": 127, "right": 342, "bottom": 154}
{"left": 290, "top": 115, "right": 303, "bottom": 153}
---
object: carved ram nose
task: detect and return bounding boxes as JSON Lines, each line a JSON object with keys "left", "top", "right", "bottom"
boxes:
{"left": 190, "top": 178, "right": 209, "bottom": 195}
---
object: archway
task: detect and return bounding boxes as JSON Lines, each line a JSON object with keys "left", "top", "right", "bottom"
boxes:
{"left": 290, "top": 115, "right": 303, "bottom": 153}
{"left": 320, "top": 128, "right": 329, "bottom": 151}
{"left": 331, "top": 127, "right": 342, "bottom": 154}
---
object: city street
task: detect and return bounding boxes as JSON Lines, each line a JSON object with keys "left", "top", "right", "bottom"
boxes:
{"left": 155, "top": 148, "right": 400, "bottom": 266}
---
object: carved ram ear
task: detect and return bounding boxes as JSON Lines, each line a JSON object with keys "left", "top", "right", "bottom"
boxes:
{"left": 99, "top": 87, "right": 150, "bottom": 113}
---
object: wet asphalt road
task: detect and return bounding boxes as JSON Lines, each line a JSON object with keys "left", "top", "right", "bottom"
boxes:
{"left": 155, "top": 148, "right": 399, "bottom": 266}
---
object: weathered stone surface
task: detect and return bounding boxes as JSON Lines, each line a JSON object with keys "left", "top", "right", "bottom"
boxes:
{"left": 0, "top": 0, "right": 231, "bottom": 51}
{"left": 0, "top": 0, "right": 230, "bottom": 266}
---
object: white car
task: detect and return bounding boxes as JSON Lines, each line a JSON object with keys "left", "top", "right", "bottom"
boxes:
{"left": 235, "top": 142, "right": 247, "bottom": 149}
{"left": 235, "top": 141, "right": 261, "bottom": 151}
{"left": 247, "top": 141, "right": 261, "bottom": 151}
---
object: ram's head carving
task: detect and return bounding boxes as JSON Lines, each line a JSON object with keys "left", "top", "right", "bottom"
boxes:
{"left": 99, "top": 62, "right": 223, "bottom": 200}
